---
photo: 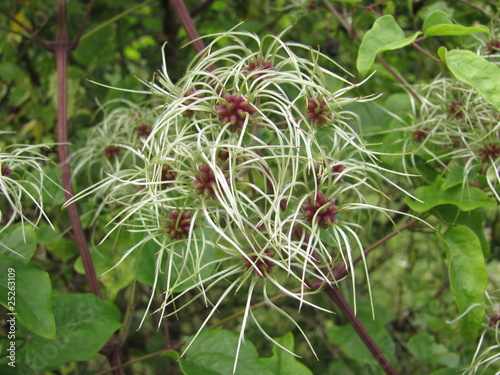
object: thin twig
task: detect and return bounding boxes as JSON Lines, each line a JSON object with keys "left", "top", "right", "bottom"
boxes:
{"left": 72, "top": 0, "right": 97, "bottom": 48}
{"left": 412, "top": 41, "right": 442, "bottom": 63}
{"left": 0, "top": 7, "right": 50, "bottom": 48}
{"left": 459, "top": 0, "right": 500, "bottom": 22}
{"left": 80, "top": 0, "right": 155, "bottom": 41}
{"left": 322, "top": 0, "right": 422, "bottom": 104}
{"left": 332, "top": 220, "right": 415, "bottom": 280}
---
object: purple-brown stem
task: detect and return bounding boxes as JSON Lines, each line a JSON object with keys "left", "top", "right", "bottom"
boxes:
{"left": 169, "top": 0, "right": 206, "bottom": 54}
{"left": 323, "top": 284, "right": 399, "bottom": 375}
{"left": 1, "top": 1, "right": 123, "bottom": 373}
{"left": 52, "top": 2, "right": 123, "bottom": 373}
{"left": 52, "top": 0, "right": 102, "bottom": 301}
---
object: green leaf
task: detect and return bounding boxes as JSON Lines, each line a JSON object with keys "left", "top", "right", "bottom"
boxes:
{"left": 423, "top": 10, "right": 490, "bottom": 36}
{"left": 0, "top": 363, "right": 37, "bottom": 375}
{"left": 22, "top": 294, "right": 122, "bottom": 372}
{"left": 36, "top": 224, "right": 61, "bottom": 246}
{"left": 46, "top": 237, "right": 78, "bottom": 263}
{"left": 405, "top": 178, "right": 497, "bottom": 212}
{"left": 0, "top": 62, "right": 28, "bottom": 82}
{"left": 437, "top": 226, "right": 487, "bottom": 339}
{"left": 0, "top": 257, "right": 55, "bottom": 339}
{"left": 406, "top": 333, "right": 434, "bottom": 362}
{"left": 162, "top": 350, "right": 181, "bottom": 360}
{"left": 437, "top": 46, "right": 447, "bottom": 63}
{"left": 74, "top": 242, "right": 135, "bottom": 302}
{"left": 134, "top": 230, "right": 218, "bottom": 293}
{"left": 0, "top": 223, "right": 36, "bottom": 262}
{"left": 260, "top": 332, "right": 313, "bottom": 375}
{"left": 73, "top": 25, "right": 116, "bottom": 67}
{"left": 180, "top": 330, "right": 274, "bottom": 375}
{"left": 430, "top": 207, "right": 490, "bottom": 258}
{"left": 441, "top": 165, "right": 479, "bottom": 191}
{"left": 357, "top": 15, "right": 422, "bottom": 76}
{"left": 445, "top": 49, "right": 500, "bottom": 111}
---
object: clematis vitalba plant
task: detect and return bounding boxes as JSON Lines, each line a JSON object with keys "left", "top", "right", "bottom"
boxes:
{"left": 71, "top": 30, "right": 421, "bottom": 370}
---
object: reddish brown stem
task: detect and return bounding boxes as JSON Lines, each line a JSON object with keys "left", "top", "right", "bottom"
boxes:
{"left": 323, "top": 284, "right": 399, "bottom": 375}
{"left": 53, "top": 3, "right": 123, "bottom": 373}
{"left": 169, "top": 0, "right": 206, "bottom": 54}
{"left": 52, "top": 0, "right": 101, "bottom": 300}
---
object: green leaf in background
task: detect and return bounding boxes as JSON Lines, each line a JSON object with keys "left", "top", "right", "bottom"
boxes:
{"left": 443, "top": 49, "right": 500, "bottom": 112}
{"left": 74, "top": 242, "right": 135, "bottom": 302}
{"left": 22, "top": 293, "right": 122, "bottom": 372}
{"left": 73, "top": 24, "right": 116, "bottom": 67}
{"left": 428, "top": 369, "right": 462, "bottom": 375}
{"left": 437, "top": 225, "right": 487, "bottom": 339}
{"left": 407, "top": 332, "right": 434, "bottom": 363}
{"left": 405, "top": 332, "right": 458, "bottom": 367}
{"left": 423, "top": 10, "right": 490, "bottom": 36}
{"left": 0, "top": 223, "right": 36, "bottom": 262}
{"left": 35, "top": 224, "right": 61, "bottom": 246}
{"left": 405, "top": 177, "right": 497, "bottom": 213}
{"left": 180, "top": 329, "right": 274, "bottom": 375}
{"left": 134, "top": 229, "right": 218, "bottom": 293}
{"left": 260, "top": 332, "right": 313, "bottom": 375}
{"left": 0, "top": 62, "right": 28, "bottom": 82}
{"left": 0, "top": 257, "right": 55, "bottom": 339}
{"left": 357, "top": 15, "right": 422, "bottom": 76}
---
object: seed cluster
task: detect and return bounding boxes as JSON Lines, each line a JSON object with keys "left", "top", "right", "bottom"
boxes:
{"left": 303, "top": 191, "right": 337, "bottom": 228}
{"left": 103, "top": 145, "right": 121, "bottom": 160}
{"left": 413, "top": 127, "right": 431, "bottom": 142}
{"left": 135, "top": 124, "right": 151, "bottom": 138}
{"left": 193, "top": 164, "right": 218, "bottom": 197}
{"left": 478, "top": 143, "right": 500, "bottom": 162}
{"left": 306, "top": 97, "right": 333, "bottom": 125}
{"left": 448, "top": 100, "right": 464, "bottom": 119}
{"left": 1, "top": 164, "right": 12, "bottom": 177}
{"left": 164, "top": 211, "right": 194, "bottom": 239}
{"left": 245, "top": 58, "right": 275, "bottom": 79}
{"left": 215, "top": 94, "right": 256, "bottom": 132}
{"left": 489, "top": 313, "right": 500, "bottom": 328}
{"left": 160, "top": 165, "right": 177, "bottom": 188}
{"left": 182, "top": 90, "right": 203, "bottom": 118}
{"left": 243, "top": 248, "right": 275, "bottom": 277}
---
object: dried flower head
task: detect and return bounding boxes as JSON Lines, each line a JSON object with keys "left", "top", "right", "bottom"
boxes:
{"left": 215, "top": 94, "right": 256, "bottom": 132}
{"left": 164, "top": 211, "right": 195, "bottom": 240}
{"left": 303, "top": 191, "right": 337, "bottom": 228}
{"left": 103, "top": 145, "right": 121, "bottom": 160}
{"left": 306, "top": 96, "right": 333, "bottom": 125}
{"left": 135, "top": 123, "right": 151, "bottom": 138}
{"left": 243, "top": 248, "right": 275, "bottom": 277}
